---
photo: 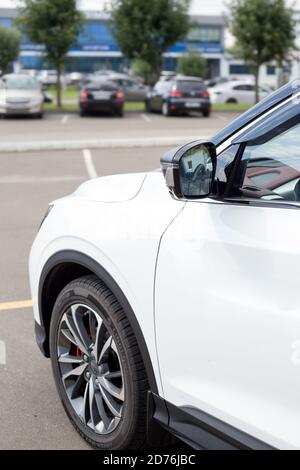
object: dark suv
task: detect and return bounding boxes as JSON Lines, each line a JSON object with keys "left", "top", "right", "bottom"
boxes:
{"left": 145, "top": 76, "right": 211, "bottom": 117}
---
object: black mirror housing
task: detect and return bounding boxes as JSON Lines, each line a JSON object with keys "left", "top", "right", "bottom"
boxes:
{"left": 161, "top": 140, "right": 217, "bottom": 199}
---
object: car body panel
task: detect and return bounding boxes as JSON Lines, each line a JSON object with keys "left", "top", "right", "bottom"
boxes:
{"left": 73, "top": 172, "right": 147, "bottom": 202}
{"left": 29, "top": 171, "right": 185, "bottom": 398}
{"left": 155, "top": 200, "right": 300, "bottom": 450}
{"left": 112, "top": 77, "right": 148, "bottom": 101}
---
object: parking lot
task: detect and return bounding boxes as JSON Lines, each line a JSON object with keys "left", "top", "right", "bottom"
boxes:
{"left": 0, "top": 111, "right": 236, "bottom": 449}
{"left": 0, "top": 111, "right": 238, "bottom": 151}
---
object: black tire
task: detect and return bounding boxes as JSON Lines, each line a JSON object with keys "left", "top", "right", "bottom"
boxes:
{"left": 50, "top": 275, "right": 153, "bottom": 450}
{"left": 36, "top": 112, "right": 44, "bottom": 119}
{"left": 115, "top": 108, "right": 124, "bottom": 117}
{"left": 80, "top": 109, "right": 87, "bottom": 117}
{"left": 202, "top": 108, "right": 211, "bottom": 118}
{"left": 145, "top": 100, "right": 152, "bottom": 113}
{"left": 226, "top": 98, "right": 238, "bottom": 104}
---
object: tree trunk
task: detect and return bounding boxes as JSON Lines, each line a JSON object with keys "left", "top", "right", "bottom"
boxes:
{"left": 277, "top": 60, "right": 284, "bottom": 88}
{"left": 254, "top": 65, "right": 260, "bottom": 104}
{"left": 56, "top": 63, "right": 62, "bottom": 109}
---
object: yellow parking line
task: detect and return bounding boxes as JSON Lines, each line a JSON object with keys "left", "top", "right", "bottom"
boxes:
{"left": 0, "top": 300, "right": 32, "bottom": 312}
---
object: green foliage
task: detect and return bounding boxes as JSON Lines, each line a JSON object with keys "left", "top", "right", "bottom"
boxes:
{"left": 178, "top": 50, "right": 207, "bottom": 78}
{"left": 0, "top": 26, "right": 21, "bottom": 74}
{"left": 228, "top": 0, "right": 297, "bottom": 102}
{"left": 110, "top": 0, "right": 190, "bottom": 78}
{"left": 131, "top": 58, "right": 156, "bottom": 84}
{"left": 17, "top": 0, "right": 84, "bottom": 107}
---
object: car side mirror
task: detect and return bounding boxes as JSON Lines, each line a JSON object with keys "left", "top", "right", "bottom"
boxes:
{"left": 160, "top": 141, "right": 217, "bottom": 199}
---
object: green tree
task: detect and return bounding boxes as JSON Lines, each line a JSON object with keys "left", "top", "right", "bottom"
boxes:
{"left": 178, "top": 50, "right": 207, "bottom": 78}
{"left": 17, "top": 0, "right": 84, "bottom": 108}
{"left": 228, "top": 0, "right": 296, "bottom": 103}
{"left": 131, "top": 58, "right": 156, "bottom": 84}
{"left": 110, "top": 0, "right": 190, "bottom": 82}
{"left": 0, "top": 26, "right": 21, "bottom": 74}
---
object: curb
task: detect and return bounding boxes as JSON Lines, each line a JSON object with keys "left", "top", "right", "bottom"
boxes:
{"left": 0, "top": 136, "right": 209, "bottom": 153}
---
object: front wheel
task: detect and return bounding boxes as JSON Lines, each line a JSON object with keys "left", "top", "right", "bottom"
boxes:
{"left": 50, "top": 275, "right": 153, "bottom": 450}
{"left": 226, "top": 98, "right": 238, "bottom": 104}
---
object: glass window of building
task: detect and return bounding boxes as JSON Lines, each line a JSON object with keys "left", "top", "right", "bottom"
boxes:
{"left": 187, "top": 26, "right": 221, "bottom": 44}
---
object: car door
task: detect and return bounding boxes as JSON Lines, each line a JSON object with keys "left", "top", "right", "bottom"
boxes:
{"left": 155, "top": 110, "right": 300, "bottom": 449}
{"left": 124, "top": 79, "right": 147, "bottom": 101}
{"left": 233, "top": 84, "right": 253, "bottom": 104}
{"left": 122, "top": 79, "right": 136, "bottom": 101}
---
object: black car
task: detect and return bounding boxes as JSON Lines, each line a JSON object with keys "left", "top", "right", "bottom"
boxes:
{"left": 145, "top": 76, "right": 211, "bottom": 117}
{"left": 79, "top": 80, "right": 125, "bottom": 117}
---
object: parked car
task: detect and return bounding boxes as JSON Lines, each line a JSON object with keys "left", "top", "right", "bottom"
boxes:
{"left": 66, "top": 72, "right": 84, "bottom": 87}
{"left": 29, "top": 80, "right": 300, "bottom": 450}
{"left": 37, "top": 70, "right": 67, "bottom": 88}
{"left": 0, "top": 74, "right": 44, "bottom": 118}
{"left": 17, "top": 69, "right": 38, "bottom": 78}
{"left": 159, "top": 70, "right": 177, "bottom": 81}
{"left": 93, "top": 70, "right": 116, "bottom": 77}
{"left": 86, "top": 73, "right": 149, "bottom": 102}
{"left": 79, "top": 80, "right": 124, "bottom": 117}
{"left": 145, "top": 76, "right": 211, "bottom": 117}
{"left": 209, "top": 80, "right": 270, "bottom": 104}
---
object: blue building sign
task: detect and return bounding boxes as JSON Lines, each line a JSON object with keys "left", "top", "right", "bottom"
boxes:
{"left": 71, "top": 21, "right": 120, "bottom": 52}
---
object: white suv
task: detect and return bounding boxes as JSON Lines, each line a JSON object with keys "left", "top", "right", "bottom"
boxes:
{"left": 30, "top": 81, "right": 300, "bottom": 450}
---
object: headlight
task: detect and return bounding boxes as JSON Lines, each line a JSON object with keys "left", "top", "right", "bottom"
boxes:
{"left": 39, "top": 205, "right": 54, "bottom": 230}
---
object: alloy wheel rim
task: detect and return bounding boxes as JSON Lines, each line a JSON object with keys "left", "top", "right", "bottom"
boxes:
{"left": 57, "top": 303, "right": 125, "bottom": 435}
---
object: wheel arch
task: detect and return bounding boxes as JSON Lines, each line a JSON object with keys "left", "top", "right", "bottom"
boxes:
{"left": 38, "top": 249, "right": 158, "bottom": 394}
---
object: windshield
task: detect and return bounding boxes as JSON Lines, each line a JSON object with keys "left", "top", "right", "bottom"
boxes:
{"left": 1, "top": 76, "right": 40, "bottom": 91}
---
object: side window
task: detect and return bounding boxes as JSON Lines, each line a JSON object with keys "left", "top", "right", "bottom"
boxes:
{"left": 233, "top": 85, "right": 249, "bottom": 91}
{"left": 125, "top": 80, "right": 135, "bottom": 88}
{"left": 232, "top": 122, "right": 300, "bottom": 202}
{"left": 154, "top": 82, "right": 171, "bottom": 94}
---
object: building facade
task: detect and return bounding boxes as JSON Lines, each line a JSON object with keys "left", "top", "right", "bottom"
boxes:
{"left": 0, "top": 8, "right": 226, "bottom": 78}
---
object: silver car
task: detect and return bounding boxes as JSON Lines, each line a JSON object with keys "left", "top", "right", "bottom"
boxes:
{"left": 0, "top": 74, "right": 44, "bottom": 118}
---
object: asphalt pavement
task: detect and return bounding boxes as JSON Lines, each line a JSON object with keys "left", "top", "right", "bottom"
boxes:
{"left": 0, "top": 111, "right": 239, "bottom": 152}
{"left": 0, "top": 111, "right": 236, "bottom": 449}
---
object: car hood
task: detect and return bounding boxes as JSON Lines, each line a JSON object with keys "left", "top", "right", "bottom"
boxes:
{"left": 72, "top": 172, "right": 147, "bottom": 202}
